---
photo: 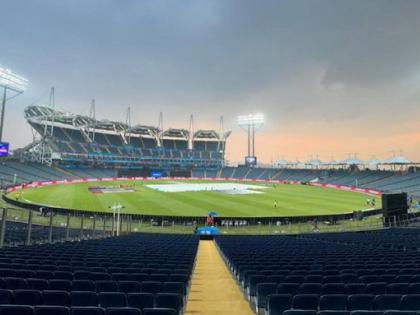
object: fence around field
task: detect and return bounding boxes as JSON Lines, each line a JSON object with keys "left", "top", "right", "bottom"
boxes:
{"left": 0, "top": 202, "right": 420, "bottom": 247}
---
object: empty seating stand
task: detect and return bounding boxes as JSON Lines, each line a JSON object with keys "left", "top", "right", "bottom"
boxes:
{"left": 0, "top": 233, "right": 198, "bottom": 315}
{"left": 215, "top": 228, "right": 420, "bottom": 315}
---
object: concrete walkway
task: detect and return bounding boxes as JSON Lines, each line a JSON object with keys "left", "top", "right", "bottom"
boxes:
{"left": 184, "top": 240, "right": 253, "bottom": 315}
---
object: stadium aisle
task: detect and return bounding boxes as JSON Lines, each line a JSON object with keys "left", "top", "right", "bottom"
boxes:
{"left": 184, "top": 240, "right": 253, "bottom": 315}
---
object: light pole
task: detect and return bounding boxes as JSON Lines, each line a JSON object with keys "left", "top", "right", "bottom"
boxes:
{"left": 0, "top": 66, "right": 28, "bottom": 142}
{"left": 237, "top": 114, "right": 264, "bottom": 165}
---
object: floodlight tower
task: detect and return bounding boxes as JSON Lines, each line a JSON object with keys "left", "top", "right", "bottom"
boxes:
{"left": 0, "top": 66, "right": 29, "bottom": 142}
{"left": 237, "top": 114, "right": 264, "bottom": 163}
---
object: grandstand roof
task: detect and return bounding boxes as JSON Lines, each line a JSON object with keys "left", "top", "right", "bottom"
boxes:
{"left": 327, "top": 159, "right": 338, "bottom": 165}
{"left": 193, "top": 130, "right": 219, "bottom": 140}
{"left": 305, "top": 158, "right": 322, "bottom": 166}
{"left": 383, "top": 155, "right": 411, "bottom": 164}
{"left": 368, "top": 158, "right": 382, "bottom": 165}
{"left": 161, "top": 128, "right": 189, "bottom": 139}
{"left": 127, "top": 125, "right": 160, "bottom": 137}
{"left": 341, "top": 157, "right": 364, "bottom": 165}
{"left": 91, "top": 120, "right": 128, "bottom": 132}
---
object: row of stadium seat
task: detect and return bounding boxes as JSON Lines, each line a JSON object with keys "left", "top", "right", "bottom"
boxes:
{"left": 265, "top": 294, "right": 420, "bottom": 315}
{"left": 0, "top": 279, "right": 186, "bottom": 294}
{"left": 0, "top": 305, "right": 177, "bottom": 315}
{"left": 0, "top": 234, "right": 198, "bottom": 315}
{"left": 215, "top": 229, "right": 420, "bottom": 314}
{"left": 252, "top": 282, "right": 420, "bottom": 301}
{"left": 0, "top": 270, "right": 190, "bottom": 281}
{"left": 0, "top": 290, "right": 183, "bottom": 311}
{"left": 279, "top": 310, "right": 420, "bottom": 315}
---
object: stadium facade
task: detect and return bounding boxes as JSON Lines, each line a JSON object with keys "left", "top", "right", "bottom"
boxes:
{"left": 20, "top": 105, "right": 230, "bottom": 171}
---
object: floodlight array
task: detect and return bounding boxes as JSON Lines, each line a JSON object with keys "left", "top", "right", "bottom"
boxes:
{"left": 0, "top": 66, "right": 29, "bottom": 93}
{"left": 237, "top": 113, "right": 264, "bottom": 126}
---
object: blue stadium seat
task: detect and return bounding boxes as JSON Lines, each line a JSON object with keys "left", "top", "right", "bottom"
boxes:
{"left": 373, "top": 295, "right": 402, "bottom": 311}
{"left": 350, "top": 312, "right": 384, "bottom": 315}
{"left": 348, "top": 295, "right": 375, "bottom": 311}
{"left": 306, "top": 276, "right": 323, "bottom": 283}
{"left": 283, "top": 310, "right": 316, "bottom": 315}
{"left": 14, "top": 290, "right": 42, "bottom": 306}
{"left": 323, "top": 284, "right": 346, "bottom": 294}
{"left": 256, "top": 283, "right": 277, "bottom": 309}
{"left": 267, "top": 294, "right": 293, "bottom": 315}
{"left": 72, "top": 281, "right": 96, "bottom": 292}
{"left": 131, "top": 274, "right": 150, "bottom": 283}
{"left": 395, "top": 276, "right": 413, "bottom": 283}
{"left": 36, "top": 272, "right": 53, "bottom": 280}
{"left": 278, "top": 283, "right": 300, "bottom": 294}
{"left": 286, "top": 276, "right": 305, "bottom": 284}
{"left": 324, "top": 276, "right": 342, "bottom": 283}
{"left": 383, "top": 312, "right": 417, "bottom": 315}
{"left": 53, "top": 271, "right": 73, "bottom": 281}
{"left": 248, "top": 275, "right": 266, "bottom": 296}
{"left": 140, "top": 282, "right": 163, "bottom": 295}
{"left": 346, "top": 284, "right": 367, "bottom": 294}
{"left": 400, "top": 295, "right": 420, "bottom": 311}
{"left": 127, "top": 293, "right": 154, "bottom": 310}
{"left": 118, "top": 281, "right": 140, "bottom": 293}
{"left": 299, "top": 284, "right": 322, "bottom": 294}
{"left": 97, "top": 292, "right": 127, "bottom": 308}
{"left": 74, "top": 272, "right": 91, "bottom": 281}
{"left": 366, "top": 283, "right": 387, "bottom": 295}
{"left": 293, "top": 294, "right": 320, "bottom": 310}
{"left": 48, "top": 280, "right": 72, "bottom": 291}
{"left": 96, "top": 281, "right": 118, "bottom": 293}
{"left": 319, "top": 295, "right": 348, "bottom": 310}
{"left": 70, "top": 307, "right": 105, "bottom": 315}
{"left": 408, "top": 284, "right": 420, "bottom": 294}
{"left": 387, "top": 284, "right": 409, "bottom": 295}
{"left": 155, "top": 293, "right": 182, "bottom": 313}
{"left": 27, "top": 279, "right": 49, "bottom": 291}
{"left": 318, "top": 311, "right": 350, "bottom": 315}
{"left": 112, "top": 274, "right": 131, "bottom": 282}
{"left": 150, "top": 274, "right": 169, "bottom": 282}
{"left": 168, "top": 274, "right": 187, "bottom": 286}
{"left": 91, "top": 273, "right": 111, "bottom": 281}
{"left": 0, "top": 305, "right": 34, "bottom": 315}
{"left": 0, "top": 290, "right": 13, "bottom": 304}
{"left": 34, "top": 306, "right": 69, "bottom": 315}
{"left": 70, "top": 291, "right": 97, "bottom": 307}
{"left": 142, "top": 309, "right": 177, "bottom": 315}
{"left": 4, "top": 277, "right": 27, "bottom": 289}
{"left": 105, "top": 308, "right": 141, "bottom": 315}
{"left": 341, "top": 275, "right": 360, "bottom": 284}
{"left": 360, "top": 276, "right": 380, "bottom": 284}
{"left": 42, "top": 291, "right": 71, "bottom": 306}
{"left": 162, "top": 282, "right": 185, "bottom": 295}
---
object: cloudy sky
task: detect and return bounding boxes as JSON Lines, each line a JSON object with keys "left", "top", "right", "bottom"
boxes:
{"left": 1, "top": 0, "right": 420, "bottom": 163}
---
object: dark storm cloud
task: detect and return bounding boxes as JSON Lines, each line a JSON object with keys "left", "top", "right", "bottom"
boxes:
{"left": 1, "top": 0, "right": 420, "bottom": 154}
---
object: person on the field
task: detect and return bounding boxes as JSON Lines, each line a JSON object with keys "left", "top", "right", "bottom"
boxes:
{"left": 274, "top": 199, "right": 278, "bottom": 208}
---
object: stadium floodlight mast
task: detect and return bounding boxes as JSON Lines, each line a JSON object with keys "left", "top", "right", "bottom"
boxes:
{"left": 237, "top": 114, "right": 264, "bottom": 158}
{"left": 0, "top": 66, "right": 29, "bottom": 142}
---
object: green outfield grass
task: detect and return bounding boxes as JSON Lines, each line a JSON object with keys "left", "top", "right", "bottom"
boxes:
{"left": 6, "top": 180, "right": 381, "bottom": 217}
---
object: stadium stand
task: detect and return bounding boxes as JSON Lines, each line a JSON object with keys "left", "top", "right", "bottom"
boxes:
{"left": 4, "top": 159, "right": 420, "bottom": 197}
{"left": 215, "top": 228, "right": 420, "bottom": 314}
{"left": 0, "top": 233, "right": 198, "bottom": 314}
{"left": 1, "top": 221, "right": 83, "bottom": 246}
{"left": 21, "top": 106, "right": 228, "bottom": 170}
